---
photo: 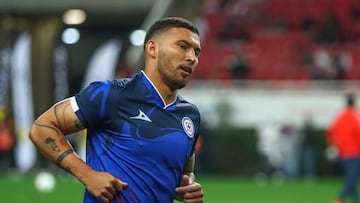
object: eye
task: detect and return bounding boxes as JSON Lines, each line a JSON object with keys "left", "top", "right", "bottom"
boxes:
{"left": 178, "top": 43, "right": 187, "bottom": 49}
{"left": 194, "top": 48, "right": 201, "bottom": 57}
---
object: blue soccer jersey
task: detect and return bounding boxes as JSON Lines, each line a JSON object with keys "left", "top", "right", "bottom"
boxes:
{"left": 71, "top": 71, "right": 200, "bottom": 203}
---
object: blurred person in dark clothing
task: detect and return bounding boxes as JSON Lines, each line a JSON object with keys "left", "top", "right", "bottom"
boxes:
{"left": 229, "top": 47, "right": 250, "bottom": 80}
{"left": 299, "top": 113, "right": 317, "bottom": 180}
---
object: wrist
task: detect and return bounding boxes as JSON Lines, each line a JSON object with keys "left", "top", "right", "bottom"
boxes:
{"left": 57, "top": 152, "right": 93, "bottom": 184}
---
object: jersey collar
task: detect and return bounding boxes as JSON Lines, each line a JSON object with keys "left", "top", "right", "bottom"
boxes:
{"left": 139, "top": 70, "right": 177, "bottom": 109}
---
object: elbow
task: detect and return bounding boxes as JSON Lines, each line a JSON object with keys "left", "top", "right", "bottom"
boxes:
{"left": 28, "top": 124, "right": 36, "bottom": 143}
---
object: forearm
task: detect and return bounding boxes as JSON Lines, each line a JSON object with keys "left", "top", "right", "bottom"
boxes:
{"left": 29, "top": 120, "right": 93, "bottom": 183}
{"left": 29, "top": 120, "right": 73, "bottom": 164}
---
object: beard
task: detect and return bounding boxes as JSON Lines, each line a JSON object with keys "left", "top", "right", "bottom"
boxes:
{"left": 157, "top": 52, "right": 188, "bottom": 90}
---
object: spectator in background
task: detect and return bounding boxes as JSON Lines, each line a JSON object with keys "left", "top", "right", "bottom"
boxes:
{"left": 229, "top": 46, "right": 250, "bottom": 81}
{"left": 315, "top": 11, "right": 342, "bottom": 44}
{"left": 327, "top": 93, "right": 360, "bottom": 203}
{"left": 0, "top": 107, "right": 15, "bottom": 172}
{"left": 330, "top": 44, "right": 353, "bottom": 80}
{"left": 311, "top": 44, "right": 352, "bottom": 80}
{"left": 311, "top": 45, "right": 335, "bottom": 79}
{"left": 255, "top": 119, "right": 283, "bottom": 184}
{"left": 279, "top": 121, "right": 300, "bottom": 181}
{"left": 299, "top": 113, "right": 317, "bottom": 180}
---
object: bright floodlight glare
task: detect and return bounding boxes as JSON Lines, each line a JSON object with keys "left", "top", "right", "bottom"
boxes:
{"left": 63, "top": 9, "right": 86, "bottom": 25}
{"left": 62, "top": 28, "right": 80, "bottom": 44}
{"left": 130, "top": 29, "right": 146, "bottom": 46}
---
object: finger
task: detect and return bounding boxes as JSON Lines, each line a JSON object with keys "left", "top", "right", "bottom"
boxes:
{"left": 113, "top": 178, "right": 128, "bottom": 191}
{"left": 183, "top": 189, "right": 204, "bottom": 199}
{"left": 99, "top": 191, "right": 113, "bottom": 203}
{"left": 176, "top": 182, "right": 202, "bottom": 193}
{"left": 183, "top": 197, "right": 203, "bottom": 203}
{"left": 101, "top": 190, "right": 115, "bottom": 200}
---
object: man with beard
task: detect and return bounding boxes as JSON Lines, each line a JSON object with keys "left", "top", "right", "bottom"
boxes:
{"left": 29, "top": 17, "right": 203, "bottom": 203}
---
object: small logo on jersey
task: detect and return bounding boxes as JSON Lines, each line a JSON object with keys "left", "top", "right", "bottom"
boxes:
{"left": 130, "top": 110, "right": 152, "bottom": 122}
{"left": 182, "top": 117, "right": 194, "bottom": 138}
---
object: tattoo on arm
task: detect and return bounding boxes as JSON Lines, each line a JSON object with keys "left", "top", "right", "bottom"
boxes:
{"left": 54, "top": 100, "right": 84, "bottom": 130}
{"left": 34, "top": 122, "right": 60, "bottom": 135}
{"left": 45, "top": 137, "right": 61, "bottom": 152}
{"left": 54, "top": 101, "right": 71, "bottom": 129}
{"left": 74, "top": 119, "right": 84, "bottom": 129}
{"left": 56, "top": 149, "right": 74, "bottom": 165}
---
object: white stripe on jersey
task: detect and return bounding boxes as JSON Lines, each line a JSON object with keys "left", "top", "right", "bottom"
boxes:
{"left": 69, "top": 96, "right": 79, "bottom": 112}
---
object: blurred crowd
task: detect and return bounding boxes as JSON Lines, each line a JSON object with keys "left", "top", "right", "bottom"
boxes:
{"left": 254, "top": 113, "right": 318, "bottom": 184}
{"left": 195, "top": 0, "right": 360, "bottom": 81}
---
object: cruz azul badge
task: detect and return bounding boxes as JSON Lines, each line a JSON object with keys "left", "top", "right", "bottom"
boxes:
{"left": 182, "top": 117, "right": 194, "bottom": 138}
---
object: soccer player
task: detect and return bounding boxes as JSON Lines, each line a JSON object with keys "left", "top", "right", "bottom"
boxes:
{"left": 29, "top": 17, "right": 204, "bottom": 203}
{"left": 327, "top": 93, "right": 360, "bottom": 203}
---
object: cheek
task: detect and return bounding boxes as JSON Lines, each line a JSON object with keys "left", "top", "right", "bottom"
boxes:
{"left": 159, "top": 51, "right": 178, "bottom": 67}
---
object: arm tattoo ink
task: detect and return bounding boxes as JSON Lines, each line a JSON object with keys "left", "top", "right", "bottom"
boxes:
{"left": 45, "top": 137, "right": 61, "bottom": 152}
{"left": 75, "top": 119, "right": 84, "bottom": 129}
{"left": 56, "top": 149, "right": 74, "bottom": 165}
{"left": 54, "top": 101, "right": 71, "bottom": 129}
{"left": 34, "top": 122, "right": 60, "bottom": 135}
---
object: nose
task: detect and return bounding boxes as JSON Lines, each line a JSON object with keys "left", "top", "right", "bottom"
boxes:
{"left": 186, "top": 49, "right": 197, "bottom": 65}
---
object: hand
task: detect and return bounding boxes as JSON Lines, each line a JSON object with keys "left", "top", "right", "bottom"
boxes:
{"left": 83, "top": 171, "right": 128, "bottom": 203}
{"left": 175, "top": 175, "right": 204, "bottom": 203}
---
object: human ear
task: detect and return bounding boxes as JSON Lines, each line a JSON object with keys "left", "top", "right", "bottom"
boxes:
{"left": 146, "top": 40, "right": 157, "bottom": 58}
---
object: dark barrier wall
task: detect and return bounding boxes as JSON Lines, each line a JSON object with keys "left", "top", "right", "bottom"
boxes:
{"left": 196, "top": 127, "right": 342, "bottom": 178}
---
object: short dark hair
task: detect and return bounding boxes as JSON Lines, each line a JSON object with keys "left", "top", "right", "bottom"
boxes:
{"left": 143, "top": 17, "right": 199, "bottom": 50}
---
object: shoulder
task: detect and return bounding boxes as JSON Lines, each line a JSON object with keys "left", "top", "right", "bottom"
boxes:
{"left": 176, "top": 95, "right": 200, "bottom": 114}
{"left": 113, "top": 77, "right": 133, "bottom": 88}
{"left": 90, "top": 73, "right": 140, "bottom": 90}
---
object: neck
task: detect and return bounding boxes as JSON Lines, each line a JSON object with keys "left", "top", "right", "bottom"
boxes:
{"left": 142, "top": 70, "right": 177, "bottom": 105}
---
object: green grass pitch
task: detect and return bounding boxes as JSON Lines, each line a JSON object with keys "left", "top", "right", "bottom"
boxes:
{"left": 0, "top": 173, "right": 343, "bottom": 203}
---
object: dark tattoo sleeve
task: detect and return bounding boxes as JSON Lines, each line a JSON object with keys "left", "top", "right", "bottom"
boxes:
{"left": 56, "top": 149, "right": 74, "bottom": 165}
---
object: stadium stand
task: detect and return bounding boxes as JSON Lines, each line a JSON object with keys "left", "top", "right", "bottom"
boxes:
{"left": 197, "top": 0, "right": 359, "bottom": 81}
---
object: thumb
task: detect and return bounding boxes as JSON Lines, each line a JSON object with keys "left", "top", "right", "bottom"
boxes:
{"left": 118, "top": 178, "right": 128, "bottom": 186}
{"left": 181, "top": 175, "right": 191, "bottom": 186}
{"left": 114, "top": 178, "right": 128, "bottom": 191}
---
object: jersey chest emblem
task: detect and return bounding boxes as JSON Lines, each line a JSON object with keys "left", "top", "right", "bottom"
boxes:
{"left": 182, "top": 117, "right": 194, "bottom": 138}
{"left": 130, "top": 109, "right": 152, "bottom": 122}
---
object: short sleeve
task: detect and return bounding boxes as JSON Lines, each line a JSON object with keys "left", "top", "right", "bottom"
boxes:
{"left": 73, "top": 80, "right": 116, "bottom": 128}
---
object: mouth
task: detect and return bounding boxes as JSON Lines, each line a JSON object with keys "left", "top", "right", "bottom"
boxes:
{"left": 179, "top": 65, "right": 193, "bottom": 76}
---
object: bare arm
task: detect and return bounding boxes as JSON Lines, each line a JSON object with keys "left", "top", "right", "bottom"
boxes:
{"left": 175, "top": 154, "right": 203, "bottom": 202}
{"left": 183, "top": 153, "right": 196, "bottom": 182}
{"left": 29, "top": 98, "right": 90, "bottom": 177}
{"left": 29, "top": 98, "right": 127, "bottom": 203}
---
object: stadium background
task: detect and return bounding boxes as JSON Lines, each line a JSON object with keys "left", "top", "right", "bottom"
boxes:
{"left": 0, "top": 0, "right": 359, "bottom": 202}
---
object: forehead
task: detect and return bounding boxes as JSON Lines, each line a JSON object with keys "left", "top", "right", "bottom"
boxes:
{"left": 160, "top": 27, "right": 200, "bottom": 47}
